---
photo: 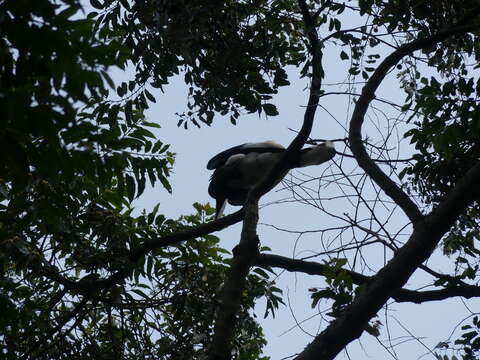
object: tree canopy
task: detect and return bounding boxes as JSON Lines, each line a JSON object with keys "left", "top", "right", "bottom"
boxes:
{"left": 1, "top": 0, "right": 480, "bottom": 359}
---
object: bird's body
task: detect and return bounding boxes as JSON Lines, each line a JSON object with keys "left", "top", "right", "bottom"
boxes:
{"left": 207, "top": 140, "right": 336, "bottom": 218}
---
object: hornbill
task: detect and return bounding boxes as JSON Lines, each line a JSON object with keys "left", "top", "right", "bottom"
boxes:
{"left": 207, "top": 140, "right": 336, "bottom": 218}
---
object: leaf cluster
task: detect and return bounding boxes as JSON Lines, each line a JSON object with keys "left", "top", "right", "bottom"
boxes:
{"left": 91, "top": 0, "right": 307, "bottom": 126}
{"left": 309, "top": 258, "right": 354, "bottom": 317}
{"left": 0, "top": 1, "right": 275, "bottom": 358}
{"left": 1, "top": 202, "right": 274, "bottom": 359}
{"left": 361, "top": 0, "right": 480, "bottom": 35}
{"left": 386, "top": 1, "right": 480, "bottom": 259}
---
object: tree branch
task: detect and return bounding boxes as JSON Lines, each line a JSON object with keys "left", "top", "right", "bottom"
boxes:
{"left": 130, "top": 209, "right": 244, "bottom": 258}
{"left": 295, "top": 20, "right": 480, "bottom": 360}
{"left": 209, "top": 1, "right": 328, "bottom": 358}
{"left": 394, "top": 286, "right": 480, "bottom": 303}
{"left": 209, "top": 200, "right": 260, "bottom": 360}
{"left": 255, "top": 254, "right": 480, "bottom": 304}
{"left": 38, "top": 209, "right": 245, "bottom": 295}
{"left": 255, "top": 253, "right": 369, "bottom": 284}
{"left": 348, "top": 14, "right": 480, "bottom": 225}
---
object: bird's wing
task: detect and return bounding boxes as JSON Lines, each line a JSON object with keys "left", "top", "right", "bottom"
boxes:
{"left": 206, "top": 143, "right": 248, "bottom": 170}
{"left": 206, "top": 141, "right": 285, "bottom": 170}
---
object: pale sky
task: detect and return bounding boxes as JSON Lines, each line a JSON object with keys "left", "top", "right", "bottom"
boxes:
{"left": 100, "top": 7, "right": 480, "bottom": 359}
{"left": 128, "top": 63, "right": 475, "bottom": 359}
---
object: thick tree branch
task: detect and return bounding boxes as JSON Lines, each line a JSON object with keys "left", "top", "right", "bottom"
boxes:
{"left": 130, "top": 209, "right": 244, "bottom": 258}
{"left": 349, "top": 65, "right": 422, "bottom": 223}
{"left": 251, "top": 0, "right": 324, "bottom": 200}
{"left": 98, "top": 209, "right": 243, "bottom": 288}
{"left": 255, "top": 253, "right": 369, "bottom": 284}
{"left": 38, "top": 210, "right": 245, "bottom": 295}
{"left": 393, "top": 286, "right": 480, "bottom": 303}
{"left": 209, "top": 1, "right": 327, "bottom": 358}
{"left": 210, "top": 200, "right": 260, "bottom": 360}
{"left": 295, "top": 20, "right": 480, "bottom": 360}
{"left": 255, "top": 254, "right": 480, "bottom": 304}
{"left": 348, "top": 13, "right": 480, "bottom": 225}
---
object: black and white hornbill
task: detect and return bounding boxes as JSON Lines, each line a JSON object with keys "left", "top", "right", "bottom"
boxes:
{"left": 207, "top": 140, "right": 336, "bottom": 218}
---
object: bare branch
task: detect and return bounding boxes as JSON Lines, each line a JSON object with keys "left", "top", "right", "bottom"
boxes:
{"left": 393, "top": 286, "right": 480, "bottom": 304}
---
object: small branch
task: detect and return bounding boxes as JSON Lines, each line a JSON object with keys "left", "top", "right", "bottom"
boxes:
{"left": 319, "top": 91, "right": 408, "bottom": 110}
{"left": 393, "top": 286, "right": 480, "bottom": 303}
{"left": 320, "top": 27, "right": 398, "bottom": 50}
{"left": 335, "top": 150, "right": 414, "bottom": 163}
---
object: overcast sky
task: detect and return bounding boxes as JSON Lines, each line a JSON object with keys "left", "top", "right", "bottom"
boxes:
{"left": 118, "top": 60, "right": 473, "bottom": 359}
{"left": 101, "top": 10, "right": 480, "bottom": 359}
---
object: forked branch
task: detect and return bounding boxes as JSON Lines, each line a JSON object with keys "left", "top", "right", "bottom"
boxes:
{"left": 295, "top": 19, "right": 480, "bottom": 360}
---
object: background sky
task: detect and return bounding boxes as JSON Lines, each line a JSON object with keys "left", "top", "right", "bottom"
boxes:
{"left": 120, "top": 63, "right": 475, "bottom": 359}
{"left": 101, "top": 9, "right": 479, "bottom": 356}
